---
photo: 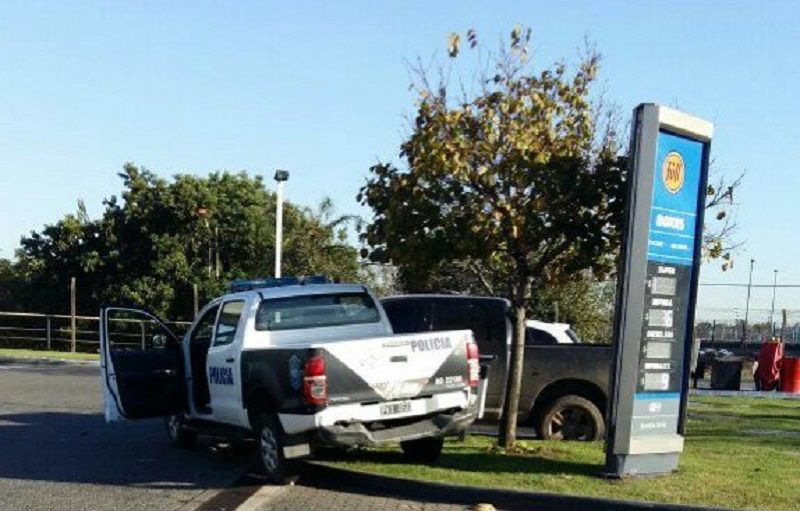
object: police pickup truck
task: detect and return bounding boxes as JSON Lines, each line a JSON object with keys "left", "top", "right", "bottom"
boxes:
{"left": 100, "top": 279, "right": 480, "bottom": 483}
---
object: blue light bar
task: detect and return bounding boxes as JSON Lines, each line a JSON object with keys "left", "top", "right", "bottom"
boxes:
{"left": 228, "top": 275, "right": 329, "bottom": 293}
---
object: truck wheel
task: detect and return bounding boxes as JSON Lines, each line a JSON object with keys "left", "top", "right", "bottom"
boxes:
{"left": 537, "top": 395, "right": 604, "bottom": 441}
{"left": 165, "top": 415, "right": 197, "bottom": 448}
{"left": 400, "top": 437, "right": 444, "bottom": 463}
{"left": 255, "top": 413, "right": 297, "bottom": 484}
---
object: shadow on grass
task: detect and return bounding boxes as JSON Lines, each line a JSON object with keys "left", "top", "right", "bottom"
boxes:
{"left": 317, "top": 445, "right": 601, "bottom": 477}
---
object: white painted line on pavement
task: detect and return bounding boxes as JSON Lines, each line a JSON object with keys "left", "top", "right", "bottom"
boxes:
{"left": 235, "top": 485, "right": 288, "bottom": 511}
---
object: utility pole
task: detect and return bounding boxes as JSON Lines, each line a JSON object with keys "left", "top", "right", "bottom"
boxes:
{"left": 273, "top": 169, "right": 290, "bottom": 278}
{"left": 769, "top": 269, "right": 778, "bottom": 335}
{"left": 193, "top": 284, "right": 199, "bottom": 318}
{"left": 781, "top": 309, "right": 787, "bottom": 342}
{"left": 743, "top": 258, "right": 755, "bottom": 349}
{"left": 196, "top": 206, "right": 212, "bottom": 278}
{"left": 711, "top": 320, "right": 716, "bottom": 349}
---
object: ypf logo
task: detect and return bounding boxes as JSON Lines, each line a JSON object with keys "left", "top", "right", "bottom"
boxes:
{"left": 662, "top": 151, "right": 685, "bottom": 194}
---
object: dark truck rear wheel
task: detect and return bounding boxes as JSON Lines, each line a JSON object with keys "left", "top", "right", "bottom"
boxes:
{"left": 537, "top": 395, "right": 604, "bottom": 441}
{"left": 400, "top": 437, "right": 444, "bottom": 463}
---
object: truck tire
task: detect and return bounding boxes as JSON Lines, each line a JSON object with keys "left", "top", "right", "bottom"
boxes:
{"left": 254, "top": 413, "right": 297, "bottom": 484}
{"left": 400, "top": 437, "right": 444, "bottom": 463}
{"left": 165, "top": 415, "right": 197, "bottom": 448}
{"left": 537, "top": 395, "right": 604, "bottom": 441}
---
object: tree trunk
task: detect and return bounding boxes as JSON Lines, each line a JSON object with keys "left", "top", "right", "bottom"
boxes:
{"left": 498, "top": 279, "right": 530, "bottom": 449}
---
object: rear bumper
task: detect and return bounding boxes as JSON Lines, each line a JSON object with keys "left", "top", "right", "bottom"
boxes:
{"left": 278, "top": 389, "right": 477, "bottom": 444}
{"left": 318, "top": 406, "right": 476, "bottom": 447}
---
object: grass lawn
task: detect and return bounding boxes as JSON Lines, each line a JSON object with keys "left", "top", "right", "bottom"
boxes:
{"left": 322, "top": 397, "right": 800, "bottom": 511}
{"left": 0, "top": 348, "right": 99, "bottom": 361}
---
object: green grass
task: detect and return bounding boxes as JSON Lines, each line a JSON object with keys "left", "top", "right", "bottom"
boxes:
{"left": 0, "top": 348, "right": 99, "bottom": 361}
{"left": 322, "top": 397, "right": 800, "bottom": 511}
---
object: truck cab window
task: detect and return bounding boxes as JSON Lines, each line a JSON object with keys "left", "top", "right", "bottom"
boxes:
{"left": 433, "top": 302, "right": 490, "bottom": 344}
{"left": 526, "top": 328, "right": 558, "bottom": 345}
{"left": 383, "top": 301, "right": 423, "bottom": 333}
{"left": 255, "top": 292, "right": 380, "bottom": 331}
{"left": 214, "top": 301, "right": 244, "bottom": 346}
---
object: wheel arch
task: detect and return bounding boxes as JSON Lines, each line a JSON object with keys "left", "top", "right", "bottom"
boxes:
{"left": 245, "top": 385, "right": 282, "bottom": 428}
{"left": 527, "top": 378, "right": 607, "bottom": 428}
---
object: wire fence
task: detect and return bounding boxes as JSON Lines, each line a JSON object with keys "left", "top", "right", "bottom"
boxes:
{"left": 695, "top": 307, "right": 800, "bottom": 344}
{"left": 2, "top": 306, "right": 800, "bottom": 354}
{"left": 0, "top": 311, "right": 192, "bottom": 354}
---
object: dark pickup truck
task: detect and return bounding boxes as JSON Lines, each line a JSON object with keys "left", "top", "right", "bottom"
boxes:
{"left": 381, "top": 295, "right": 612, "bottom": 441}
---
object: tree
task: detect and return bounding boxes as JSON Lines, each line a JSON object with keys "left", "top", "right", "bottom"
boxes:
{"left": 359, "top": 27, "right": 626, "bottom": 448}
{"left": 13, "top": 163, "right": 360, "bottom": 318}
{"left": 702, "top": 168, "right": 744, "bottom": 270}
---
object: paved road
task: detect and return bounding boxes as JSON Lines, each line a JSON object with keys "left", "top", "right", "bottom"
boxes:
{"left": 0, "top": 361, "right": 475, "bottom": 511}
{"left": 243, "top": 485, "right": 465, "bottom": 511}
{"left": 0, "top": 361, "right": 248, "bottom": 511}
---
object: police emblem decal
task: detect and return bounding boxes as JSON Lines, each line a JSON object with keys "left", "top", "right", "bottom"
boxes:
{"left": 289, "top": 354, "right": 303, "bottom": 390}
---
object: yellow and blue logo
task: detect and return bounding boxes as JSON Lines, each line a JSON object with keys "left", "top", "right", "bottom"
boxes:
{"left": 662, "top": 151, "right": 685, "bottom": 194}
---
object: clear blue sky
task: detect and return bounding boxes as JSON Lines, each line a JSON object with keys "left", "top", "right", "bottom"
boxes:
{"left": 1, "top": 1, "right": 798, "bottom": 317}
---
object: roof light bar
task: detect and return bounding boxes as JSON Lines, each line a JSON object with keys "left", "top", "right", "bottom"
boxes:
{"left": 228, "top": 275, "right": 329, "bottom": 293}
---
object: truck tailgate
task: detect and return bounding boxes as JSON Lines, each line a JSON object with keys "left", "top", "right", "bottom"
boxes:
{"left": 318, "top": 329, "right": 473, "bottom": 404}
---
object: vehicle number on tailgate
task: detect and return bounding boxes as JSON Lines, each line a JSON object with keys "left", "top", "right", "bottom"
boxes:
{"left": 380, "top": 401, "right": 411, "bottom": 416}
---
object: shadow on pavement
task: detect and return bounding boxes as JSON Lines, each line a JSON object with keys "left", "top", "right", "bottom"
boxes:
{"left": 0, "top": 410, "right": 250, "bottom": 490}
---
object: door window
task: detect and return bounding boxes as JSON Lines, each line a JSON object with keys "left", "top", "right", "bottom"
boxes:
{"left": 213, "top": 300, "right": 245, "bottom": 346}
{"left": 191, "top": 305, "right": 219, "bottom": 344}
{"left": 105, "top": 309, "right": 178, "bottom": 351}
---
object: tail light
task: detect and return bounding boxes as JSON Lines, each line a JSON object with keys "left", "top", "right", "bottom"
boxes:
{"left": 466, "top": 342, "right": 480, "bottom": 388}
{"left": 303, "top": 353, "right": 328, "bottom": 407}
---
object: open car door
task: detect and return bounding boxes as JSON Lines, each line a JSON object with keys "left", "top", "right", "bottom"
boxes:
{"left": 100, "top": 307, "right": 186, "bottom": 422}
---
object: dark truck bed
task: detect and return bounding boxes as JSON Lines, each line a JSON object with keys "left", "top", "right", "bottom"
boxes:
{"left": 382, "top": 295, "right": 612, "bottom": 440}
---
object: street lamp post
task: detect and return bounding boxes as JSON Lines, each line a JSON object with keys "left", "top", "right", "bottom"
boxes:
{"left": 743, "top": 258, "right": 755, "bottom": 349}
{"left": 196, "top": 206, "right": 212, "bottom": 277}
{"left": 273, "top": 170, "right": 290, "bottom": 278}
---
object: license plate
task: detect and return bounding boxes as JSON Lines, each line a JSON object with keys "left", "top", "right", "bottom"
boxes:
{"left": 379, "top": 400, "right": 411, "bottom": 417}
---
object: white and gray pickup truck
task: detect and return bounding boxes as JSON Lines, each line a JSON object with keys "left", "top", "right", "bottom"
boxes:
{"left": 100, "top": 281, "right": 480, "bottom": 483}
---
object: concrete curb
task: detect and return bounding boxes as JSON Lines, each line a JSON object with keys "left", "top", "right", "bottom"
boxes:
{"left": 0, "top": 355, "right": 100, "bottom": 367}
{"left": 301, "top": 461, "right": 735, "bottom": 511}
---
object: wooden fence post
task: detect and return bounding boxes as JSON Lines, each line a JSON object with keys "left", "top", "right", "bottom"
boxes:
{"left": 140, "top": 321, "right": 146, "bottom": 350}
{"left": 193, "top": 284, "right": 199, "bottom": 318}
{"left": 70, "top": 277, "right": 76, "bottom": 353}
{"left": 46, "top": 315, "right": 52, "bottom": 350}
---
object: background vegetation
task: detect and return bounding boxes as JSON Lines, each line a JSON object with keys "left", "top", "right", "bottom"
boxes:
{"left": 0, "top": 163, "right": 359, "bottom": 320}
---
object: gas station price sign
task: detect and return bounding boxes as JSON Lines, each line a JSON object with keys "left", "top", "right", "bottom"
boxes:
{"left": 605, "top": 104, "right": 712, "bottom": 477}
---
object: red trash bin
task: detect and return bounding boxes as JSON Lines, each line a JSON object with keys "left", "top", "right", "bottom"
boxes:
{"left": 779, "top": 357, "right": 800, "bottom": 393}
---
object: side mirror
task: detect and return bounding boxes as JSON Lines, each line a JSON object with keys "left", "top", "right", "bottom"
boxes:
{"left": 152, "top": 334, "right": 167, "bottom": 349}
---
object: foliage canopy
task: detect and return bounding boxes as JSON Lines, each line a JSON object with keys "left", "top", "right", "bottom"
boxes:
{"left": 6, "top": 164, "right": 359, "bottom": 319}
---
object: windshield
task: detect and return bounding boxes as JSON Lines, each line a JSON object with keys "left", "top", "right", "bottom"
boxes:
{"left": 255, "top": 292, "right": 381, "bottom": 331}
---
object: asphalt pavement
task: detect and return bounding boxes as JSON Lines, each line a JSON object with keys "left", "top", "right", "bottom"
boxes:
{"left": 0, "top": 360, "right": 473, "bottom": 511}
{"left": 0, "top": 361, "right": 247, "bottom": 511}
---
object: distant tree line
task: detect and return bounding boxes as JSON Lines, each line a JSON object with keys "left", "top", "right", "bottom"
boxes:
{"left": 0, "top": 164, "right": 359, "bottom": 320}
